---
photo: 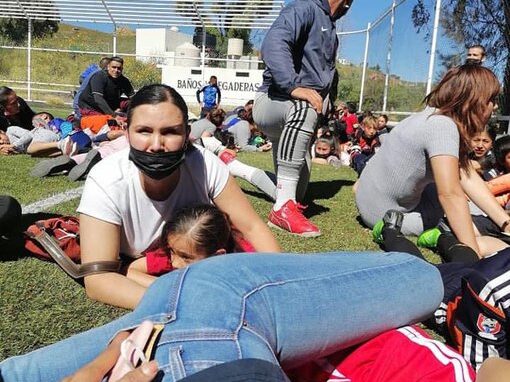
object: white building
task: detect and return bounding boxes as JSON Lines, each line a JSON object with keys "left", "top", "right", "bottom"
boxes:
{"left": 136, "top": 28, "right": 264, "bottom": 106}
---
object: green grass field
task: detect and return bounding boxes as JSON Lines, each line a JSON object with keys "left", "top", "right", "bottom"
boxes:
{"left": 0, "top": 105, "right": 439, "bottom": 360}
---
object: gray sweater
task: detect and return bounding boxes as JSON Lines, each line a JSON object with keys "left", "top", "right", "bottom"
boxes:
{"left": 355, "top": 107, "right": 460, "bottom": 228}
{"left": 190, "top": 119, "right": 217, "bottom": 140}
{"left": 228, "top": 121, "right": 258, "bottom": 152}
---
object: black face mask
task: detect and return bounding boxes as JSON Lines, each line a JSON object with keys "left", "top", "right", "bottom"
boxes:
{"left": 129, "top": 145, "right": 186, "bottom": 180}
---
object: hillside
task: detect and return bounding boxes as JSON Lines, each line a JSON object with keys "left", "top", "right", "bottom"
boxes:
{"left": 337, "top": 63, "right": 427, "bottom": 114}
{"left": 0, "top": 24, "right": 158, "bottom": 104}
{"left": 0, "top": 23, "right": 427, "bottom": 113}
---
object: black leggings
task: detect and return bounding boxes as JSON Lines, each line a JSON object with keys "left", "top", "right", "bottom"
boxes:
{"left": 381, "top": 227, "right": 479, "bottom": 264}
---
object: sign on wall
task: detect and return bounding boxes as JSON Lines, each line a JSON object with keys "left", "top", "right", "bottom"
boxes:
{"left": 161, "top": 66, "right": 264, "bottom": 107}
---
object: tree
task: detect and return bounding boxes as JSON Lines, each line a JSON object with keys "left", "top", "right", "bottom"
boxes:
{"left": 0, "top": 18, "right": 59, "bottom": 44}
{"left": 184, "top": 1, "right": 275, "bottom": 58}
{"left": 0, "top": 0, "right": 59, "bottom": 44}
{"left": 412, "top": 0, "right": 510, "bottom": 114}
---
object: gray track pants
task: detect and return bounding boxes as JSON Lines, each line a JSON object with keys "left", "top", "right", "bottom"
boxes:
{"left": 253, "top": 93, "right": 318, "bottom": 201}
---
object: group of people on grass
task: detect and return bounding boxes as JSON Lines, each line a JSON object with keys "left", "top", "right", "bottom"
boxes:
{"left": 3, "top": 0, "right": 510, "bottom": 381}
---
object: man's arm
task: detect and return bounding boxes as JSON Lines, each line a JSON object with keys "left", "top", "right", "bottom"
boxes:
{"left": 261, "top": 4, "right": 311, "bottom": 96}
{"left": 123, "top": 77, "right": 135, "bottom": 98}
{"left": 261, "top": 5, "right": 322, "bottom": 111}
{"left": 92, "top": 94, "right": 114, "bottom": 115}
{"left": 216, "top": 86, "right": 221, "bottom": 105}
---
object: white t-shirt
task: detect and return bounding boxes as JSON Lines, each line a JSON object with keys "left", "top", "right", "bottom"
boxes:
{"left": 77, "top": 145, "right": 230, "bottom": 257}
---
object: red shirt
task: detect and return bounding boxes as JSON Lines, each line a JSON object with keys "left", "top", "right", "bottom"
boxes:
{"left": 344, "top": 114, "right": 358, "bottom": 137}
{"left": 287, "top": 326, "right": 475, "bottom": 382}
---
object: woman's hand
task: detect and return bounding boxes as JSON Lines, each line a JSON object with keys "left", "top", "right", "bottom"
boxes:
{"left": 62, "top": 332, "right": 159, "bottom": 382}
{"left": 0, "top": 144, "right": 16, "bottom": 155}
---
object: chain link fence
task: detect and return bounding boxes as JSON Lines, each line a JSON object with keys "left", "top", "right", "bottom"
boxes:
{"left": 336, "top": 0, "right": 505, "bottom": 125}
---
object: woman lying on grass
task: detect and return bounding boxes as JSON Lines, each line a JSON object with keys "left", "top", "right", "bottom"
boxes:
{"left": 0, "top": 250, "right": 444, "bottom": 381}
{"left": 77, "top": 84, "right": 280, "bottom": 309}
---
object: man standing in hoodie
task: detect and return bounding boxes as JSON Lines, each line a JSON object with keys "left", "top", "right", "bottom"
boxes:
{"left": 253, "top": 0, "right": 353, "bottom": 237}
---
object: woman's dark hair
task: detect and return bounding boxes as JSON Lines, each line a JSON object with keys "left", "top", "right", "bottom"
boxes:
{"left": 0, "top": 86, "right": 15, "bottom": 108}
{"left": 127, "top": 84, "right": 188, "bottom": 129}
{"left": 493, "top": 135, "right": 510, "bottom": 170}
{"left": 486, "top": 123, "right": 498, "bottom": 143}
{"left": 424, "top": 64, "right": 500, "bottom": 170}
{"left": 208, "top": 107, "right": 226, "bottom": 127}
{"left": 160, "top": 204, "right": 236, "bottom": 257}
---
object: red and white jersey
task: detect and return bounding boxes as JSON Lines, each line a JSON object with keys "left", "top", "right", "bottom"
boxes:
{"left": 287, "top": 326, "right": 475, "bottom": 382}
{"left": 433, "top": 248, "right": 510, "bottom": 370}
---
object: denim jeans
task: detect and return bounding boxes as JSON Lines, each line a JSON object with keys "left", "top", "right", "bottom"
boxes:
{"left": 0, "top": 252, "right": 443, "bottom": 382}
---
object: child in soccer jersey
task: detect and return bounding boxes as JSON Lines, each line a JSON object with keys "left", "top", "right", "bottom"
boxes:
{"left": 125, "top": 204, "right": 253, "bottom": 286}
{"left": 430, "top": 245, "right": 510, "bottom": 371}
{"left": 287, "top": 324, "right": 476, "bottom": 382}
{"left": 376, "top": 208, "right": 510, "bottom": 372}
{"left": 350, "top": 116, "right": 380, "bottom": 176}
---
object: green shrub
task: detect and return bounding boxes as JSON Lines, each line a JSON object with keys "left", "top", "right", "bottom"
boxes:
{"left": 123, "top": 57, "right": 161, "bottom": 89}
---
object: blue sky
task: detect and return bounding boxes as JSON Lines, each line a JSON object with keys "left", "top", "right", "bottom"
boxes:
{"left": 67, "top": 0, "right": 452, "bottom": 83}
{"left": 337, "top": 0, "right": 448, "bottom": 83}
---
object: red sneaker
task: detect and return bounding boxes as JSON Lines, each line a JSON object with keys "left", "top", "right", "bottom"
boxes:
{"left": 268, "top": 200, "right": 321, "bottom": 237}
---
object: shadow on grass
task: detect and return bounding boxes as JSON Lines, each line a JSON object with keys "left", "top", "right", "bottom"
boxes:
{"left": 242, "top": 188, "right": 274, "bottom": 202}
{"left": 243, "top": 179, "right": 355, "bottom": 217}
{"left": 304, "top": 179, "right": 356, "bottom": 201}
{"left": 303, "top": 201, "right": 330, "bottom": 219}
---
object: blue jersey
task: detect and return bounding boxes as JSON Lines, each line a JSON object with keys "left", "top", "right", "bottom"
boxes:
{"left": 432, "top": 248, "right": 510, "bottom": 370}
{"left": 197, "top": 84, "right": 221, "bottom": 109}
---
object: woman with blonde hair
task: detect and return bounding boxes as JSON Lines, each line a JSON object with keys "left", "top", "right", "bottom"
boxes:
{"left": 356, "top": 64, "right": 505, "bottom": 258}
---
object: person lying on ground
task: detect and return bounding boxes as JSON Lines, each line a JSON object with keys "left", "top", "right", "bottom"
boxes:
{"left": 0, "top": 251, "right": 443, "bottom": 381}
{"left": 189, "top": 107, "right": 225, "bottom": 141}
{"left": 374, "top": 209, "right": 510, "bottom": 371}
{"left": 0, "top": 112, "right": 84, "bottom": 157}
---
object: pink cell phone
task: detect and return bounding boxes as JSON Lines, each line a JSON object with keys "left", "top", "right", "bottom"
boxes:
{"left": 108, "top": 320, "right": 155, "bottom": 382}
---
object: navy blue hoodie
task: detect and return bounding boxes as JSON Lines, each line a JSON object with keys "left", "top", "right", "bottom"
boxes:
{"left": 258, "top": 0, "right": 339, "bottom": 99}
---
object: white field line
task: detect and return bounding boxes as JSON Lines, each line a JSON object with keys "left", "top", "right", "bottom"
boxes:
{"left": 22, "top": 186, "right": 84, "bottom": 214}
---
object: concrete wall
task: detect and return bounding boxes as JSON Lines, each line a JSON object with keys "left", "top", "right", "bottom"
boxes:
{"left": 161, "top": 65, "right": 264, "bottom": 106}
{"left": 136, "top": 28, "right": 192, "bottom": 63}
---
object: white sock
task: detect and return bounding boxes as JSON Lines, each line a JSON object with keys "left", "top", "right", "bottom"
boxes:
{"left": 274, "top": 176, "right": 297, "bottom": 210}
{"left": 227, "top": 160, "right": 276, "bottom": 201}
